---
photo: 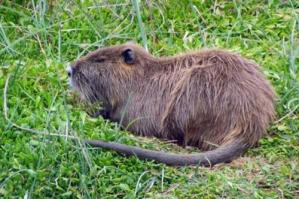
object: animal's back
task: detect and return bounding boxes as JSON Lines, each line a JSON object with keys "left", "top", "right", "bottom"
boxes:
{"left": 159, "top": 49, "right": 276, "bottom": 150}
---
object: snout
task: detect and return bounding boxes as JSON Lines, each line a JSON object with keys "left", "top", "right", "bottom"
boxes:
{"left": 67, "top": 64, "right": 76, "bottom": 77}
{"left": 67, "top": 63, "right": 77, "bottom": 88}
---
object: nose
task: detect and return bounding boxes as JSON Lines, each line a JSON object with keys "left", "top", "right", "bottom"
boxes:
{"left": 67, "top": 64, "right": 75, "bottom": 77}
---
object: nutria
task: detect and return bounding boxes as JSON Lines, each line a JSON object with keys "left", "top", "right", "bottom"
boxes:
{"left": 68, "top": 43, "right": 276, "bottom": 166}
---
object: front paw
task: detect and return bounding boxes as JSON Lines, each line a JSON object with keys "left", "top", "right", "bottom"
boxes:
{"left": 88, "top": 109, "right": 110, "bottom": 119}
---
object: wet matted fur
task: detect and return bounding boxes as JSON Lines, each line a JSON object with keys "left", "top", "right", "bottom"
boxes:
{"left": 68, "top": 43, "right": 276, "bottom": 166}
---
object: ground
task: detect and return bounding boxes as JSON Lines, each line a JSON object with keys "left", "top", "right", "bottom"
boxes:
{"left": 0, "top": 0, "right": 298, "bottom": 198}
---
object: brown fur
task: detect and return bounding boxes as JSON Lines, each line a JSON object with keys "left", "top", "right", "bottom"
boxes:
{"left": 69, "top": 43, "right": 276, "bottom": 166}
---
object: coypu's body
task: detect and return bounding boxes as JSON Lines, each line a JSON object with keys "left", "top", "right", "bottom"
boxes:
{"left": 68, "top": 43, "right": 275, "bottom": 166}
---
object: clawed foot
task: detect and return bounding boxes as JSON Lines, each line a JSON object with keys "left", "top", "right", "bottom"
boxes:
{"left": 87, "top": 109, "right": 110, "bottom": 119}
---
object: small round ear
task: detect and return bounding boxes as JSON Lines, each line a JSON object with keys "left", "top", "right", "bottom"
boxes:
{"left": 122, "top": 49, "right": 135, "bottom": 64}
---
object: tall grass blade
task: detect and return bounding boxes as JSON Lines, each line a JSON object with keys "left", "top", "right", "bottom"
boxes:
{"left": 132, "top": 0, "right": 148, "bottom": 51}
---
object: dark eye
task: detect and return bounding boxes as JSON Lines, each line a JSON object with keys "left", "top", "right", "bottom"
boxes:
{"left": 94, "top": 57, "right": 105, "bottom": 63}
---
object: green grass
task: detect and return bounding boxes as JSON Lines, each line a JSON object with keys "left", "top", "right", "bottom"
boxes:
{"left": 0, "top": 0, "right": 298, "bottom": 198}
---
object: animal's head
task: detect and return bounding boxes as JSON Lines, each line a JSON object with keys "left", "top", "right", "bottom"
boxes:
{"left": 67, "top": 43, "right": 153, "bottom": 108}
